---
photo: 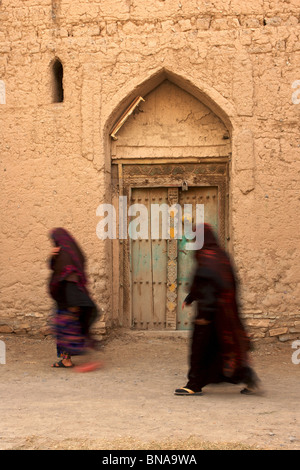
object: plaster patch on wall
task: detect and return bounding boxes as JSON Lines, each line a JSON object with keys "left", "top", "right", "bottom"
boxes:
{"left": 0, "top": 340, "right": 6, "bottom": 365}
{"left": 0, "top": 80, "right": 6, "bottom": 104}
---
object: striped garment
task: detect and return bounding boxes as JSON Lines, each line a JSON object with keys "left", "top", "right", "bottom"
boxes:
{"left": 51, "top": 309, "right": 87, "bottom": 357}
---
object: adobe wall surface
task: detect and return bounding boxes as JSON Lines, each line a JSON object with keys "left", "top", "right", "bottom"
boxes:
{"left": 0, "top": 0, "right": 300, "bottom": 341}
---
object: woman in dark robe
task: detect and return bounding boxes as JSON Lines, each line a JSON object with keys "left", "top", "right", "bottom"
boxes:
{"left": 175, "top": 223, "right": 261, "bottom": 396}
{"left": 48, "top": 227, "right": 99, "bottom": 368}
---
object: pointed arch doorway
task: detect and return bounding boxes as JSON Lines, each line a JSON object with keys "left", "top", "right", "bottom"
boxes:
{"left": 110, "top": 79, "right": 231, "bottom": 331}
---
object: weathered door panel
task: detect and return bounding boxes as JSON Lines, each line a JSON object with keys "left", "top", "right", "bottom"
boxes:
{"left": 152, "top": 238, "right": 168, "bottom": 327}
{"left": 176, "top": 186, "right": 219, "bottom": 330}
{"left": 131, "top": 188, "right": 168, "bottom": 329}
{"left": 131, "top": 238, "right": 154, "bottom": 329}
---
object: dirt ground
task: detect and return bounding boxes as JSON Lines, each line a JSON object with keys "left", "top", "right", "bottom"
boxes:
{"left": 0, "top": 330, "right": 299, "bottom": 451}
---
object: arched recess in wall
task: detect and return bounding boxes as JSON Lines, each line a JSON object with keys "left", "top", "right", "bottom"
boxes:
{"left": 105, "top": 68, "right": 235, "bottom": 330}
{"left": 51, "top": 58, "right": 64, "bottom": 103}
{"left": 104, "top": 68, "right": 236, "bottom": 164}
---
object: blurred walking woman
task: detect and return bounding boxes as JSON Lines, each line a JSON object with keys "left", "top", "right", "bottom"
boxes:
{"left": 175, "top": 223, "right": 260, "bottom": 396}
{"left": 48, "top": 228, "right": 99, "bottom": 368}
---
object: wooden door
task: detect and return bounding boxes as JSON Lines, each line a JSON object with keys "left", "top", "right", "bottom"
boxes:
{"left": 131, "top": 186, "right": 220, "bottom": 330}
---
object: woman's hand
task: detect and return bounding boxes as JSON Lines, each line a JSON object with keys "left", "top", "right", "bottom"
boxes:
{"left": 51, "top": 247, "right": 61, "bottom": 256}
{"left": 68, "top": 306, "right": 80, "bottom": 313}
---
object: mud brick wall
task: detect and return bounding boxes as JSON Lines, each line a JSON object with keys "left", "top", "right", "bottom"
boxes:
{"left": 0, "top": 0, "right": 299, "bottom": 341}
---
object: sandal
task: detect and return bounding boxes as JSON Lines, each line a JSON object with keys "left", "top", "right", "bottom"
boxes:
{"left": 240, "top": 386, "right": 265, "bottom": 396}
{"left": 174, "top": 387, "right": 203, "bottom": 396}
{"left": 51, "top": 360, "right": 74, "bottom": 368}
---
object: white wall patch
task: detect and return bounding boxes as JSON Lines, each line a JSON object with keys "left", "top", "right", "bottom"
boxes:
{"left": 0, "top": 80, "right": 6, "bottom": 104}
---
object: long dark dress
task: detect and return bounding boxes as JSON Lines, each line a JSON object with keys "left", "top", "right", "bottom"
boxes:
{"left": 183, "top": 224, "right": 258, "bottom": 393}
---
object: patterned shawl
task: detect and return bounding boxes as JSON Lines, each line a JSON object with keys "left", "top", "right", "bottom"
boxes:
{"left": 49, "top": 227, "right": 88, "bottom": 300}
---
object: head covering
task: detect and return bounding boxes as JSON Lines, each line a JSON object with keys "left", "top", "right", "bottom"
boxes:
{"left": 49, "top": 228, "right": 88, "bottom": 299}
{"left": 202, "top": 223, "right": 219, "bottom": 248}
{"left": 194, "top": 223, "right": 234, "bottom": 291}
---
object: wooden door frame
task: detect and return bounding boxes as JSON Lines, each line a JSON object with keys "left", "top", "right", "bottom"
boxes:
{"left": 111, "top": 157, "right": 230, "bottom": 329}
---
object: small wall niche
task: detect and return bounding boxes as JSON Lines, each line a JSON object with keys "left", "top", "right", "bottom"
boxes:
{"left": 51, "top": 59, "right": 64, "bottom": 103}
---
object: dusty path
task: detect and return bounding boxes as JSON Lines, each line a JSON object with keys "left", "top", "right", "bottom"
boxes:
{"left": 0, "top": 331, "right": 299, "bottom": 450}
